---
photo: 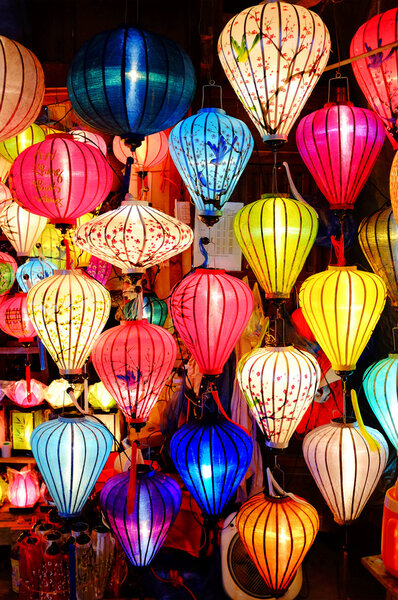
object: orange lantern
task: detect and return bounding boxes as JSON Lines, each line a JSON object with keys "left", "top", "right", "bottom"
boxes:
{"left": 113, "top": 131, "right": 168, "bottom": 170}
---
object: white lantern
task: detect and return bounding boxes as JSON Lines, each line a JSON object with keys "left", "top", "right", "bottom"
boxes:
{"left": 0, "top": 201, "right": 47, "bottom": 256}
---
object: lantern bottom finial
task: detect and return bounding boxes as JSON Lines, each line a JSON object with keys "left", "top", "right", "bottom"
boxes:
{"left": 198, "top": 214, "right": 221, "bottom": 227}
{"left": 263, "top": 134, "right": 287, "bottom": 151}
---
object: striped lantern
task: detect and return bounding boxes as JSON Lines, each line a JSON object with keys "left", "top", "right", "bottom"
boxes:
{"left": 390, "top": 152, "right": 398, "bottom": 225}
{"left": 0, "top": 252, "right": 17, "bottom": 275}
{"left": 30, "top": 223, "right": 66, "bottom": 269}
{"left": 0, "top": 182, "right": 12, "bottom": 213}
{"left": 0, "top": 293, "right": 36, "bottom": 343}
{"left": 0, "top": 156, "right": 11, "bottom": 182}
{"left": 113, "top": 131, "right": 168, "bottom": 170}
{"left": 0, "top": 259, "right": 15, "bottom": 295}
{"left": 16, "top": 257, "right": 56, "bottom": 293}
{"left": 71, "top": 128, "right": 107, "bottom": 155}
{"left": 142, "top": 293, "right": 168, "bottom": 327}
{"left": 0, "top": 123, "right": 45, "bottom": 163}
{"left": 0, "top": 201, "right": 47, "bottom": 256}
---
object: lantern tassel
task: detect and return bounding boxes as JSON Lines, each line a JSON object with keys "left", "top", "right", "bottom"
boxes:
{"left": 351, "top": 389, "right": 380, "bottom": 451}
{"left": 330, "top": 229, "right": 346, "bottom": 266}
{"left": 127, "top": 441, "right": 138, "bottom": 515}
{"left": 209, "top": 383, "right": 250, "bottom": 436}
{"left": 62, "top": 236, "right": 72, "bottom": 270}
{"left": 25, "top": 349, "right": 31, "bottom": 404}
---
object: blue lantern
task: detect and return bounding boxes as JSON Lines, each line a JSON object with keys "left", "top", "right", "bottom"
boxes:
{"left": 170, "top": 417, "right": 253, "bottom": 517}
{"left": 363, "top": 354, "right": 398, "bottom": 452}
{"left": 67, "top": 26, "right": 196, "bottom": 147}
{"left": 100, "top": 466, "right": 181, "bottom": 567}
{"left": 169, "top": 108, "right": 253, "bottom": 226}
{"left": 31, "top": 415, "right": 113, "bottom": 517}
{"left": 16, "top": 257, "right": 57, "bottom": 293}
{"left": 143, "top": 292, "right": 168, "bottom": 326}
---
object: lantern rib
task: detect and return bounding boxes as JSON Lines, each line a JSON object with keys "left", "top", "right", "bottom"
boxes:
{"left": 97, "top": 30, "right": 122, "bottom": 130}
{"left": 279, "top": 502, "right": 296, "bottom": 590}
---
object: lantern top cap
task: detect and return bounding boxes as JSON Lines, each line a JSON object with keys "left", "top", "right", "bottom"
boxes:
{"left": 388, "top": 354, "right": 398, "bottom": 359}
{"left": 58, "top": 414, "right": 86, "bottom": 423}
{"left": 121, "top": 197, "right": 149, "bottom": 208}
{"left": 197, "top": 107, "right": 226, "bottom": 116}
{"left": 326, "top": 265, "right": 357, "bottom": 272}
{"left": 136, "top": 464, "right": 155, "bottom": 479}
{"left": 262, "top": 345, "right": 295, "bottom": 352}
{"left": 194, "top": 268, "right": 226, "bottom": 275}
{"left": 120, "top": 319, "right": 149, "bottom": 326}
{"left": 331, "top": 416, "right": 357, "bottom": 427}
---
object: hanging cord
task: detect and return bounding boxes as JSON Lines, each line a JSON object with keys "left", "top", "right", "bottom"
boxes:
{"left": 281, "top": 162, "right": 311, "bottom": 207}
{"left": 127, "top": 438, "right": 139, "bottom": 515}
{"left": 266, "top": 468, "right": 311, "bottom": 506}
{"left": 62, "top": 236, "right": 72, "bottom": 270}
{"left": 351, "top": 389, "right": 380, "bottom": 451}
{"left": 151, "top": 568, "right": 198, "bottom": 600}
{"left": 332, "top": 3, "right": 342, "bottom": 78}
{"left": 330, "top": 218, "right": 346, "bottom": 266}
{"left": 208, "top": 382, "right": 250, "bottom": 436}
{"left": 25, "top": 346, "right": 31, "bottom": 404}
{"left": 199, "top": 237, "right": 210, "bottom": 268}
{"left": 271, "top": 150, "right": 278, "bottom": 195}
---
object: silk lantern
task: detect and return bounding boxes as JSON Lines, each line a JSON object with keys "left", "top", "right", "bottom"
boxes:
{"left": 88, "top": 381, "right": 117, "bottom": 412}
{"left": 71, "top": 128, "right": 107, "bottom": 155}
{"left": 0, "top": 201, "right": 47, "bottom": 256}
{"left": 296, "top": 102, "right": 385, "bottom": 210}
{"left": 390, "top": 152, "right": 398, "bottom": 224}
{"left": 68, "top": 26, "right": 196, "bottom": 147}
{"left": 170, "top": 268, "right": 254, "bottom": 375}
{"left": 142, "top": 292, "right": 168, "bottom": 327}
{"left": 92, "top": 320, "right": 176, "bottom": 424}
{"left": 0, "top": 293, "right": 36, "bottom": 342}
{"left": 0, "top": 182, "right": 12, "bottom": 213}
{"left": 26, "top": 269, "right": 110, "bottom": 376}
{"left": 5, "top": 379, "right": 47, "bottom": 408}
{"left": 299, "top": 266, "right": 386, "bottom": 372}
{"left": 86, "top": 256, "right": 112, "bottom": 286}
{"left": 44, "top": 378, "right": 83, "bottom": 409}
{"left": 0, "top": 252, "right": 17, "bottom": 275}
{"left": 16, "top": 257, "right": 56, "bottom": 293}
{"left": 234, "top": 195, "right": 318, "bottom": 299}
{"left": 0, "top": 36, "right": 45, "bottom": 142}
{"left": 303, "top": 417, "right": 388, "bottom": 524}
{"left": 113, "top": 131, "right": 168, "bottom": 170}
{"left": 0, "top": 123, "right": 45, "bottom": 163}
{"left": 218, "top": 1, "right": 330, "bottom": 147}
{"left": 0, "top": 259, "right": 15, "bottom": 295}
{"left": 350, "top": 7, "right": 398, "bottom": 147}
{"left": 30, "top": 223, "right": 66, "bottom": 269}
{"left": 170, "top": 416, "right": 253, "bottom": 517}
{"left": 169, "top": 108, "right": 253, "bottom": 224}
{"left": 7, "top": 466, "right": 41, "bottom": 508}
{"left": 31, "top": 415, "right": 113, "bottom": 517}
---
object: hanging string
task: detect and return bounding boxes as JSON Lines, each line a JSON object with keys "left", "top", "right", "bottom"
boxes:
{"left": 330, "top": 219, "right": 346, "bottom": 266}
{"left": 127, "top": 439, "right": 138, "bottom": 515}
{"left": 271, "top": 151, "right": 278, "bottom": 195}
{"left": 332, "top": 3, "right": 342, "bottom": 78}
{"left": 208, "top": 382, "right": 250, "bottom": 436}
{"left": 324, "top": 39, "right": 398, "bottom": 73}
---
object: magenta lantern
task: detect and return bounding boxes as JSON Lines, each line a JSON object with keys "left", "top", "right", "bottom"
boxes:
{"left": 7, "top": 466, "right": 40, "bottom": 508}
{"left": 296, "top": 101, "right": 385, "bottom": 210}
{"left": 169, "top": 269, "right": 254, "bottom": 375}
{"left": 86, "top": 256, "right": 112, "bottom": 286}
{"left": 92, "top": 320, "right": 177, "bottom": 425}
{"left": 0, "top": 293, "right": 36, "bottom": 342}
{"left": 9, "top": 135, "right": 113, "bottom": 225}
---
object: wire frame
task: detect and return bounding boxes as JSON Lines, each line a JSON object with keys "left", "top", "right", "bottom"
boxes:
{"left": 296, "top": 103, "right": 385, "bottom": 210}
{"left": 31, "top": 415, "right": 113, "bottom": 517}
{"left": 299, "top": 266, "right": 387, "bottom": 371}
{"left": 236, "top": 491, "right": 319, "bottom": 596}
{"left": 0, "top": 201, "right": 47, "bottom": 256}
{"left": 16, "top": 257, "right": 56, "bottom": 293}
{"left": 26, "top": 269, "right": 111, "bottom": 375}
{"left": 113, "top": 131, "right": 169, "bottom": 170}
{"left": 0, "top": 123, "right": 45, "bottom": 163}
{"left": 30, "top": 223, "right": 66, "bottom": 269}
{"left": 0, "top": 293, "right": 36, "bottom": 342}
{"left": 303, "top": 418, "right": 388, "bottom": 525}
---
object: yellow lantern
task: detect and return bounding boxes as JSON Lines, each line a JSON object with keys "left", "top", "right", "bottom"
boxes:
{"left": 0, "top": 200, "right": 47, "bottom": 256}
{"left": 65, "top": 213, "right": 92, "bottom": 268}
{"left": 0, "top": 123, "right": 45, "bottom": 163}
{"left": 390, "top": 151, "right": 398, "bottom": 224}
{"left": 44, "top": 379, "right": 83, "bottom": 409}
{"left": 233, "top": 195, "right": 318, "bottom": 299}
{"left": 299, "top": 266, "right": 386, "bottom": 372}
{"left": 30, "top": 223, "right": 66, "bottom": 269}
{"left": 88, "top": 382, "right": 117, "bottom": 412}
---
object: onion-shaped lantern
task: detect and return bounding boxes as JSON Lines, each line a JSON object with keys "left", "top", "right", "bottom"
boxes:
{"left": 0, "top": 293, "right": 36, "bottom": 342}
{"left": 296, "top": 102, "right": 385, "bottom": 210}
{"left": 113, "top": 131, "right": 168, "bottom": 170}
{"left": 0, "top": 181, "right": 12, "bottom": 213}
{"left": 31, "top": 415, "right": 113, "bottom": 517}
{"left": 92, "top": 320, "right": 176, "bottom": 425}
{"left": 299, "top": 266, "right": 386, "bottom": 372}
{"left": 303, "top": 418, "right": 388, "bottom": 524}
{"left": 170, "top": 416, "right": 252, "bottom": 517}
{"left": 170, "top": 269, "right": 254, "bottom": 375}
{"left": 100, "top": 466, "right": 181, "bottom": 567}
{"left": 16, "top": 257, "right": 56, "bottom": 293}
{"left": 234, "top": 195, "right": 318, "bottom": 299}
{"left": 218, "top": 2, "right": 330, "bottom": 147}
{"left": 30, "top": 223, "right": 66, "bottom": 269}
{"left": 26, "top": 269, "right": 111, "bottom": 376}
{"left": 73, "top": 197, "right": 193, "bottom": 274}
{"left": 0, "top": 123, "right": 45, "bottom": 163}
{"left": 86, "top": 256, "right": 112, "bottom": 286}
{"left": 0, "top": 36, "right": 45, "bottom": 142}
{"left": 390, "top": 152, "right": 398, "bottom": 223}
{"left": 71, "top": 128, "right": 107, "bottom": 155}
{"left": 0, "top": 259, "right": 15, "bottom": 295}
{"left": 0, "top": 252, "right": 17, "bottom": 275}
{"left": 67, "top": 26, "right": 196, "bottom": 146}
{"left": 141, "top": 292, "right": 168, "bottom": 327}
{"left": 169, "top": 108, "right": 253, "bottom": 225}
{"left": 0, "top": 201, "right": 47, "bottom": 256}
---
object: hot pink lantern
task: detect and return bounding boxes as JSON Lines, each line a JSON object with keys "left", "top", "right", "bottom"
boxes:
{"left": 4, "top": 379, "right": 47, "bottom": 407}
{"left": 70, "top": 128, "right": 107, "bottom": 155}
{"left": 296, "top": 100, "right": 385, "bottom": 210}
{"left": 0, "top": 182, "right": 12, "bottom": 213}
{"left": 169, "top": 269, "right": 254, "bottom": 375}
{"left": 9, "top": 135, "right": 113, "bottom": 225}
{"left": 113, "top": 131, "right": 168, "bottom": 170}
{"left": 7, "top": 466, "right": 41, "bottom": 508}
{"left": 0, "top": 293, "right": 36, "bottom": 342}
{"left": 92, "top": 320, "right": 177, "bottom": 425}
{"left": 86, "top": 256, "right": 112, "bottom": 286}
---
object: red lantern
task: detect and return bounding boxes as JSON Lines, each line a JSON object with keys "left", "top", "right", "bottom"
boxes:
{"left": 169, "top": 269, "right": 254, "bottom": 375}
{"left": 291, "top": 308, "right": 316, "bottom": 343}
{"left": 0, "top": 293, "right": 36, "bottom": 342}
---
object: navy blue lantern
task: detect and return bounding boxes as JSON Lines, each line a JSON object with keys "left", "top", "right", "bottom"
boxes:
{"left": 170, "top": 417, "right": 253, "bottom": 517}
{"left": 169, "top": 108, "right": 253, "bottom": 226}
{"left": 31, "top": 415, "right": 113, "bottom": 517}
{"left": 16, "top": 257, "right": 57, "bottom": 293}
{"left": 67, "top": 26, "right": 196, "bottom": 147}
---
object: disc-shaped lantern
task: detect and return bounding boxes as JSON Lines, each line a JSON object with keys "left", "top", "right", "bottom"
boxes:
{"left": 0, "top": 201, "right": 47, "bottom": 256}
{"left": 16, "top": 257, "right": 56, "bottom": 293}
{"left": 0, "top": 182, "right": 12, "bottom": 213}
{"left": 0, "top": 123, "right": 45, "bottom": 163}
{"left": 113, "top": 131, "right": 168, "bottom": 170}
{"left": 296, "top": 102, "right": 385, "bottom": 210}
{"left": 169, "top": 108, "right": 253, "bottom": 225}
{"left": 70, "top": 128, "right": 107, "bottom": 155}
{"left": 218, "top": 1, "right": 330, "bottom": 147}
{"left": 0, "top": 293, "right": 36, "bottom": 343}
{"left": 142, "top": 293, "right": 168, "bottom": 327}
{"left": 234, "top": 195, "right": 318, "bottom": 299}
{"left": 30, "top": 223, "right": 66, "bottom": 269}
{"left": 31, "top": 415, "right": 113, "bottom": 517}
{"left": 26, "top": 269, "right": 110, "bottom": 376}
{"left": 169, "top": 268, "right": 254, "bottom": 375}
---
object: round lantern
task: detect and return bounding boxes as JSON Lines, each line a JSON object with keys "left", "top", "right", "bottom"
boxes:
{"left": 91, "top": 320, "right": 177, "bottom": 424}
{"left": 291, "top": 308, "right": 316, "bottom": 343}
{"left": 234, "top": 195, "right": 318, "bottom": 299}
{"left": 303, "top": 418, "right": 388, "bottom": 524}
{"left": 30, "top": 223, "right": 66, "bottom": 269}
{"left": 0, "top": 293, "right": 36, "bottom": 342}
{"left": 169, "top": 268, "right": 254, "bottom": 375}
{"left": 296, "top": 102, "right": 385, "bottom": 210}
{"left": 31, "top": 414, "right": 113, "bottom": 517}
{"left": 16, "top": 257, "right": 56, "bottom": 293}
{"left": 390, "top": 152, "right": 398, "bottom": 223}
{"left": 7, "top": 466, "right": 41, "bottom": 508}
{"left": 218, "top": 1, "right": 330, "bottom": 146}
{"left": 113, "top": 131, "right": 168, "bottom": 170}
{"left": 88, "top": 382, "right": 116, "bottom": 412}
{"left": 0, "top": 259, "right": 15, "bottom": 295}
{"left": 73, "top": 197, "right": 193, "bottom": 273}
{"left": 236, "top": 489, "right": 319, "bottom": 597}
{"left": 71, "top": 128, "right": 107, "bottom": 155}
{"left": 26, "top": 269, "right": 111, "bottom": 376}
{"left": 0, "top": 201, "right": 47, "bottom": 256}
{"left": 0, "top": 182, "right": 12, "bottom": 213}
{"left": 67, "top": 26, "right": 196, "bottom": 146}
{"left": 0, "top": 36, "right": 45, "bottom": 142}
{"left": 100, "top": 466, "right": 181, "bottom": 567}
{"left": 0, "top": 123, "right": 45, "bottom": 163}
{"left": 142, "top": 292, "right": 168, "bottom": 327}
{"left": 350, "top": 7, "right": 398, "bottom": 147}
{"left": 169, "top": 108, "right": 253, "bottom": 224}
{"left": 170, "top": 416, "right": 253, "bottom": 517}
{"left": 0, "top": 252, "right": 17, "bottom": 275}
{"left": 9, "top": 136, "right": 113, "bottom": 225}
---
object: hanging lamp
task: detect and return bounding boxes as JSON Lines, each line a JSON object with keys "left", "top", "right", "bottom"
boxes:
{"left": 0, "top": 293, "right": 36, "bottom": 343}
{"left": 113, "top": 131, "right": 168, "bottom": 170}
{"left": 16, "top": 257, "right": 56, "bottom": 293}
{"left": 0, "top": 201, "right": 47, "bottom": 256}
{"left": 0, "top": 123, "right": 45, "bottom": 163}
{"left": 390, "top": 151, "right": 398, "bottom": 224}
{"left": 88, "top": 382, "right": 117, "bottom": 412}
{"left": 70, "top": 128, "right": 107, "bottom": 155}
{"left": 30, "top": 223, "right": 66, "bottom": 269}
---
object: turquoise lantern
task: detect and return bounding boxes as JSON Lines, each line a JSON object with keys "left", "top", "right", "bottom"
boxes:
{"left": 169, "top": 108, "right": 253, "bottom": 226}
{"left": 143, "top": 292, "right": 168, "bottom": 326}
{"left": 16, "top": 257, "right": 57, "bottom": 293}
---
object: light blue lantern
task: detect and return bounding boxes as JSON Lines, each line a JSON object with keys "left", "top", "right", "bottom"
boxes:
{"left": 16, "top": 257, "right": 57, "bottom": 293}
{"left": 31, "top": 415, "right": 113, "bottom": 517}
{"left": 169, "top": 107, "right": 254, "bottom": 226}
{"left": 363, "top": 354, "right": 398, "bottom": 452}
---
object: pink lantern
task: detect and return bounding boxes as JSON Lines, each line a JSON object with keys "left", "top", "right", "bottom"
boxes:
{"left": 9, "top": 135, "right": 113, "bottom": 225}
{"left": 7, "top": 466, "right": 41, "bottom": 508}
{"left": 113, "top": 131, "right": 168, "bottom": 170}
{"left": 0, "top": 293, "right": 36, "bottom": 342}
{"left": 70, "top": 128, "right": 107, "bottom": 155}
{"left": 4, "top": 379, "right": 47, "bottom": 408}
{"left": 86, "top": 256, "right": 112, "bottom": 286}
{"left": 0, "top": 182, "right": 12, "bottom": 213}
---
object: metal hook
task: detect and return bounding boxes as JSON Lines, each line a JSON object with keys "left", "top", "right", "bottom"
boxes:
{"left": 201, "top": 82, "right": 223, "bottom": 110}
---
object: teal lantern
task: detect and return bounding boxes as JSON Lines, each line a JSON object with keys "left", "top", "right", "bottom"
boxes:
{"left": 16, "top": 257, "right": 57, "bottom": 293}
{"left": 143, "top": 293, "right": 168, "bottom": 326}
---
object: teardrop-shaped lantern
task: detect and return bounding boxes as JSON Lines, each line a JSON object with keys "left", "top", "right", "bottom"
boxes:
{"left": 0, "top": 181, "right": 12, "bottom": 213}
{"left": 73, "top": 197, "right": 193, "bottom": 273}
{"left": 218, "top": 2, "right": 330, "bottom": 146}
{"left": 30, "top": 223, "right": 66, "bottom": 269}
{"left": 0, "top": 293, "right": 36, "bottom": 342}
{"left": 0, "top": 201, "right": 47, "bottom": 256}
{"left": 170, "top": 416, "right": 252, "bottom": 517}
{"left": 296, "top": 102, "right": 385, "bottom": 210}
{"left": 31, "top": 415, "right": 113, "bottom": 517}
{"left": 16, "top": 257, "right": 56, "bottom": 293}
{"left": 26, "top": 269, "right": 110, "bottom": 376}
{"left": 142, "top": 293, "right": 168, "bottom": 327}
{"left": 0, "top": 123, "right": 45, "bottom": 163}
{"left": 234, "top": 195, "right": 318, "bottom": 299}
{"left": 100, "top": 466, "right": 181, "bottom": 567}
{"left": 303, "top": 418, "right": 388, "bottom": 524}
{"left": 113, "top": 131, "right": 168, "bottom": 170}
{"left": 71, "top": 128, "right": 107, "bottom": 155}
{"left": 91, "top": 320, "right": 176, "bottom": 425}
{"left": 169, "top": 268, "right": 254, "bottom": 375}
{"left": 299, "top": 266, "right": 386, "bottom": 372}
{"left": 169, "top": 108, "right": 253, "bottom": 225}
